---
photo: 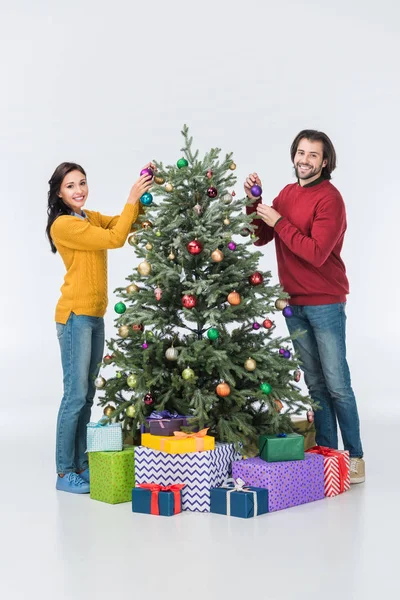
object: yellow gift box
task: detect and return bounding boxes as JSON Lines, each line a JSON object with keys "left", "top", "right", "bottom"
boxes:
{"left": 141, "top": 428, "right": 215, "bottom": 454}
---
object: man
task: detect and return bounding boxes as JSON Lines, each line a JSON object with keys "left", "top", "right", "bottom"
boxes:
{"left": 245, "top": 130, "right": 365, "bottom": 483}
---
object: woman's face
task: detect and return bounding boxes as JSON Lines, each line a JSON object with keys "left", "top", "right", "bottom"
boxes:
{"left": 58, "top": 170, "right": 88, "bottom": 214}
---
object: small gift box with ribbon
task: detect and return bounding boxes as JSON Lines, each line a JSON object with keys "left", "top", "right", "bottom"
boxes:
{"left": 259, "top": 432, "right": 304, "bottom": 462}
{"left": 306, "top": 446, "right": 350, "bottom": 497}
{"left": 87, "top": 421, "right": 123, "bottom": 453}
{"left": 140, "top": 411, "right": 198, "bottom": 435}
{"left": 141, "top": 428, "right": 215, "bottom": 454}
{"left": 210, "top": 477, "right": 269, "bottom": 518}
{"left": 132, "top": 483, "right": 185, "bottom": 516}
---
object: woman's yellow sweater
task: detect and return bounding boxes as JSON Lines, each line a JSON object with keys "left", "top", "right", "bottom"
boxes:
{"left": 51, "top": 202, "right": 139, "bottom": 324}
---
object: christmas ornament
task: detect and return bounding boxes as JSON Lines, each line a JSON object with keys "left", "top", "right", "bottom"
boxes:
{"left": 207, "top": 327, "right": 219, "bottom": 341}
{"left": 221, "top": 192, "right": 233, "bottom": 205}
{"left": 216, "top": 382, "right": 231, "bottom": 396}
{"left": 154, "top": 175, "right": 165, "bottom": 185}
{"left": 116, "top": 372, "right": 122, "bottom": 379}
{"left": 128, "top": 234, "right": 138, "bottom": 246}
{"left": 95, "top": 376, "right": 106, "bottom": 389}
{"left": 193, "top": 203, "right": 203, "bottom": 216}
{"left": 252, "top": 322, "right": 261, "bottom": 330}
{"left": 294, "top": 370, "right": 301, "bottom": 383}
{"left": 182, "top": 367, "right": 195, "bottom": 381}
{"left": 275, "top": 400, "right": 283, "bottom": 412}
{"left": 114, "top": 302, "right": 126, "bottom": 314}
{"left": 249, "top": 272, "right": 264, "bottom": 286}
{"left": 140, "top": 167, "right": 154, "bottom": 178}
{"left": 250, "top": 184, "right": 262, "bottom": 198}
{"left": 260, "top": 382, "right": 272, "bottom": 394}
{"left": 165, "top": 346, "right": 178, "bottom": 361}
{"left": 168, "top": 251, "right": 176, "bottom": 260}
{"left": 223, "top": 217, "right": 230, "bottom": 225}
{"left": 142, "top": 342, "right": 149, "bottom": 349}
{"left": 165, "top": 183, "right": 174, "bottom": 192}
{"left": 283, "top": 350, "right": 291, "bottom": 359}
{"left": 118, "top": 325, "right": 130, "bottom": 338}
{"left": 127, "top": 374, "right": 138, "bottom": 388}
{"left": 125, "top": 405, "right": 136, "bottom": 418}
{"left": 207, "top": 187, "right": 218, "bottom": 198}
{"left": 187, "top": 239, "right": 203, "bottom": 255}
{"left": 283, "top": 306, "right": 294, "bottom": 318}
{"left": 279, "top": 348, "right": 286, "bottom": 355}
{"left": 126, "top": 283, "right": 140, "bottom": 294}
{"left": 211, "top": 249, "right": 224, "bottom": 262}
{"left": 132, "top": 323, "right": 144, "bottom": 333}
{"left": 155, "top": 231, "right": 161, "bottom": 237}
{"left": 145, "top": 242, "right": 153, "bottom": 251}
{"left": 140, "top": 192, "right": 153, "bottom": 206}
{"left": 229, "top": 162, "right": 237, "bottom": 170}
{"left": 177, "top": 157, "right": 189, "bottom": 168}
{"left": 227, "top": 241, "right": 237, "bottom": 251}
{"left": 263, "top": 319, "right": 273, "bottom": 329}
{"left": 103, "top": 404, "right": 115, "bottom": 417}
{"left": 275, "top": 299, "right": 288, "bottom": 310}
{"left": 240, "top": 228, "right": 251, "bottom": 237}
{"left": 182, "top": 294, "right": 197, "bottom": 309}
{"left": 206, "top": 170, "right": 213, "bottom": 179}
{"left": 307, "top": 409, "right": 315, "bottom": 423}
{"left": 227, "top": 291, "right": 241, "bottom": 305}
{"left": 142, "top": 220, "right": 153, "bottom": 229}
{"left": 138, "top": 260, "right": 151, "bottom": 276}
{"left": 103, "top": 354, "right": 113, "bottom": 365}
{"left": 144, "top": 392, "right": 155, "bottom": 406}
{"left": 154, "top": 287, "right": 162, "bottom": 301}
{"left": 244, "top": 358, "right": 257, "bottom": 371}
{"left": 232, "top": 191, "right": 236, "bottom": 197}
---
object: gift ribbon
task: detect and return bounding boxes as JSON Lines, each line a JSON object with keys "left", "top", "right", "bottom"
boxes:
{"left": 221, "top": 477, "right": 258, "bottom": 517}
{"left": 149, "top": 410, "right": 184, "bottom": 420}
{"left": 306, "top": 446, "right": 349, "bottom": 493}
{"left": 137, "top": 483, "right": 185, "bottom": 515}
{"left": 160, "top": 428, "right": 209, "bottom": 452}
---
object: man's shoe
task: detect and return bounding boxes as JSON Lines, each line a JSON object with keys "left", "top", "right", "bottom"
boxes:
{"left": 350, "top": 457, "right": 365, "bottom": 484}
{"left": 79, "top": 468, "right": 90, "bottom": 484}
{"left": 56, "top": 472, "right": 90, "bottom": 494}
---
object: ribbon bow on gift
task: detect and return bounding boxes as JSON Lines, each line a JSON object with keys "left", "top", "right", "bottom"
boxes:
{"left": 170, "top": 428, "right": 209, "bottom": 452}
{"left": 306, "top": 446, "right": 349, "bottom": 493}
{"left": 221, "top": 477, "right": 258, "bottom": 517}
{"left": 137, "top": 483, "right": 185, "bottom": 515}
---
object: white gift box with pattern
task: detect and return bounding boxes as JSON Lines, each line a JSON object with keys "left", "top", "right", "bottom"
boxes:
{"left": 86, "top": 422, "right": 123, "bottom": 452}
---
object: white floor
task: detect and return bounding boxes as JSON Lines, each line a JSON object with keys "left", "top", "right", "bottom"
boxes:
{"left": 2, "top": 415, "right": 399, "bottom": 600}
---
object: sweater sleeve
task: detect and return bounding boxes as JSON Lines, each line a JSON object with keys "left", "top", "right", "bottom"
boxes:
{"left": 51, "top": 203, "right": 139, "bottom": 251}
{"left": 97, "top": 202, "right": 144, "bottom": 230}
{"left": 274, "top": 193, "right": 346, "bottom": 267}
{"left": 246, "top": 196, "right": 278, "bottom": 246}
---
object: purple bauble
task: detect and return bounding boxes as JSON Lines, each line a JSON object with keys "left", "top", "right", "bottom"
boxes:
{"left": 282, "top": 306, "right": 293, "bottom": 318}
{"left": 279, "top": 348, "right": 285, "bottom": 355}
{"left": 283, "top": 350, "right": 291, "bottom": 359}
{"left": 142, "top": 342, "right": 149, "bottom": 349}
{"left": 250, "top": 184, "right": 262, "bottom": 198}
{"left": 140, "top": 167, "right": 154, "bottom": 178}
{"left": 228, "top": 241, "right": 237, "bottom": 251}
{"left": 253, "top": 322, "right": 261, "bottom": 330}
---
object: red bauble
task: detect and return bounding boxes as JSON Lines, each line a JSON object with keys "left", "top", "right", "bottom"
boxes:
{"left": 263, "top": 319, "right": 273, "bottom": 329}
{"left": 249, "top": 272, "right": 264, "bottom": 286}
{"left": 103, "top": 354, "right": 113, "bottom": 364}
{"left": 207, "top": 187, "right": 218, "bottom": 198}
{"left": 144, "top": 393, "right": 155, "bottom": 406}
{"left": 132, "top": 323, "right": 144, "bottom": 333}
{"left": 182, "top": 294, "right": 197, "bottom": 309}
{"left": 187, "top": 239, "right": 203, "bottom": 255}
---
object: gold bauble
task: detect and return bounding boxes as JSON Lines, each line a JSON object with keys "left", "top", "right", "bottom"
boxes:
{"left": 229, "top": 162, "right": 237, "bottom": 170}
{"left": 125, "top": 405, "right": 136, "bottom": 418}
{"left": 168, "top": 252, "right": 176, "bottom": 260}
{"left": 154, "top": 175, "right": 165, "bottom": 185}
{"left": 142, "top": 220, "right": 153, "bottom": 229}
{"left": 118, "top": 325, "right": 130, "bottom": 338}
{"left": 126, "top": 284, "right": 140, "bottom": 294}
{"left": 145, "top": 242, "right": 153, "bottom": 251}
{"left": 128, "top": 234, "right": 138, "bottom": 246}
{"left": 165, "top": 183, "right": 174, "bottom": 192}
{"left": 95, "top": 376, "right": 106, "bottom": 389}
{"left": 103, "top": 404, "right": 115, "bottom": 417}
{"left": 223, "top": 218, "right": 230, "bottom": 225}
{"left": 244, "top": 358, "right": 257, "bottom": 372}
{"left": 275, "top": 299, "right": 288, "bottom": 311}
{"left": 211, "top": 249, "right": 224, "bottom": 262}
{"left": 227, "top": 291, "right": 241, "bottom": 305}
{"left": 138, "top": 260, "right": 152, "bottom": 276}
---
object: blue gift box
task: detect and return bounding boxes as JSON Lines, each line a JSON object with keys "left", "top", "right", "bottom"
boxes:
{"left": 210, "top": 479, "right": 269, "bottom": 518}
{"left": 132, "top": 485, "right": 183, "bottom": 517}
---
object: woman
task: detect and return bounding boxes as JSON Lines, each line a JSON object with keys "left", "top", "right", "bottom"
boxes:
{"left": 47, "top": 161, "right": 154, "bottom": 494}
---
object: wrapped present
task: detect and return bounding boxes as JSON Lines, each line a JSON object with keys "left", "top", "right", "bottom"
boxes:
{"left": 140, "top": 411, "right": 198, "bottom": 434}
{"left": 141, "top": 428, "right": 215, "bottom": 454}
{"left": 89, "top": 446, "right": 135, "bottom": 504}
{"left": 87, "top": 421, "right": 123, "bottom": 452}
{"left": 232, "top": 453, "right": 324, "bottom": 512}
{"left": 291, "top": 416, "right": 316, "bottom": 451}
{"left": 132, "top": 483, "right": 185, "bottom": 516}
{"left": 210, "top": 477, "right": 269, "bottom": 518}
{"left": 135, "top": 443, "right": 241, "bottom": 512}
{"left": 306, "top": 446, "right": 350, "bottom": 497}
{"left": 259, "top": 433, "right": 304, "bottom": 462}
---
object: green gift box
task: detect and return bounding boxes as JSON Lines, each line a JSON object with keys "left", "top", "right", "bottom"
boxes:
{"left": 259, "top": 433, "right": 304, "bottom": 462}
{"left": 89, "top": 446, "right": 135, "bottom": 504}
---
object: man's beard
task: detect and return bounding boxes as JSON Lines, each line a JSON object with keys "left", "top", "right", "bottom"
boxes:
{"left": 294, "top": 161, "right": 323, "bottom": 181}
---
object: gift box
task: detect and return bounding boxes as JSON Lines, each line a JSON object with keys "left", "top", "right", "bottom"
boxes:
{"left": 87, "top": 421, "right": 123, "bottom": 452}
{"left": 291, "top": 416, "right": 316, "bottom": 451}
{"left": 89, "top": 446, "right": 135, "bottom": 504}
{"left": 232, "top": 453, "right": 324, "bottom": 512}
{"left": 210, "top": 478, "right": 269, "bottom": 518}
{"left": 140, "top": 411, "right": 198, "bottom": 434}
{"left": 259, "top": 433, "right": 304, "bottom": 462}
{"left": 135, "top": 443, "right": 241, "bottom": 512}
{"left": 141, "top": 429, "right": 215, "bottom": 454}
{"left": 132, "top": 483, "right": 184, "bottom": 516}
{"left": 306, "top": 446, "right": 350, "bottom": 497}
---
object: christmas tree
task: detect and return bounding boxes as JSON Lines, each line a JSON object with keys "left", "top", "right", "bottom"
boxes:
{"left": 96, "top": 126, "right": 311, "bottom": 454}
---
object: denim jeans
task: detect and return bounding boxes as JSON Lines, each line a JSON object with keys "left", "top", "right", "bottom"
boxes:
{"left": 285, "top": 303, "right": 363, "bottom": 458}
{"left": 55, "top": 313, "right": 105, "bottom": 474}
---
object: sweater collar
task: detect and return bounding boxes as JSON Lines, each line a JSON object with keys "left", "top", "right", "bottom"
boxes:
{"left": 297, "top": 175, "right": 327, "bottom": 188}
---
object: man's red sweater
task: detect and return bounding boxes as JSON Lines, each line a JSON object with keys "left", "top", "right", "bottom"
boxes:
{"left": 247, "top": 179, "right": 349, "bottom": 306}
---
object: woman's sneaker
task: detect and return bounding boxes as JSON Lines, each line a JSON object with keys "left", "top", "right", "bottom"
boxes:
{"left": 56, "top": 472, "right": 90, "bottom": 494}
{"left": 349, "top": 458, "right": 365, "bottom": 484}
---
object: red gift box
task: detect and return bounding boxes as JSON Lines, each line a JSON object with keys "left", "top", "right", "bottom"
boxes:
{"left": 306, "top": 446, "right": 350, "bottom": 497}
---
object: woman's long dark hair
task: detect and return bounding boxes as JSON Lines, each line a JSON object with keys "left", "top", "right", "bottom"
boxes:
{"left": 290, "top": 129, "right": 337, "bottom": 180}
{"left": 46, "top": 162, "right": 86, "bottom": 253}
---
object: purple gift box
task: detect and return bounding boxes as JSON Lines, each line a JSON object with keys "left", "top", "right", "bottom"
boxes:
{"left": 232, "top": 453, "right": 325, "bottom": 512}
{"left": 140, "top": 411, "right": 198, "bottom": 435}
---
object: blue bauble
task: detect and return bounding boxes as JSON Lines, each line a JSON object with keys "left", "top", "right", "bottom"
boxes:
{"left": 283, "top": 350, "right": 291, "bottom": 359}
{"left": 140, "top": 192, "right": 153, "bottom": 206}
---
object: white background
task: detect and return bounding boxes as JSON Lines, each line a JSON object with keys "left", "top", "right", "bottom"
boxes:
{"left": 1, "top": 0, "right": 399, "bottom": 430}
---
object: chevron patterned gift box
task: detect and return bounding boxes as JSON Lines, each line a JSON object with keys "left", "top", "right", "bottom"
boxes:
{"left": 306, "top": 446, "right": 350, "bottom": 497}
{"left": 135, "top": 443, "right": 241, "bottom": 512}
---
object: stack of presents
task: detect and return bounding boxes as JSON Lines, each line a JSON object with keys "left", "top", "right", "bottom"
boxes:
{"left": 86, "top": 411, "right": 350, "bottom": 518}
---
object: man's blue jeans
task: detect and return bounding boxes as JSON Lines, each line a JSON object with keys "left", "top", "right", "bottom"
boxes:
{"left": 55, "top": 313, "right": 105, "bottom": 474}
{"left": 285, "top": 303, "right": 363, "bottom": 458}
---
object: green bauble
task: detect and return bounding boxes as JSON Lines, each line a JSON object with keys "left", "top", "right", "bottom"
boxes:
{"left": 114, "top": 302, "right": 126, "bottom": 314}
{"left": 207, "top": 328, "right": 220, "bottom": 341}
{"left": 127, "top": 374, "right": 138, "bottom": 388}
{"left": 260, "top": 382, "right": 272, "bottom": 394}
{"left": 182, "top": 367, "right": 195, "bottom": 381}
{"left": 125, "top": 405, "right": 136, "bottom": 418}
{"left": 177, "top": 157, "right": 189, "bottom": 169}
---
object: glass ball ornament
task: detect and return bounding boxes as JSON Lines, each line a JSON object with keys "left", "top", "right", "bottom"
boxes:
{"left": 252, "top": 322, "right": 261, "bottom": 330}
{"left": 144, "top": 392, "right": 155, "bottom": 406}
{"left": 132, "top": 323, "right": 144, "bottom": 333}
{"left": 125, "top": 405, "right": 136, "bottom": 418}
{"left": 211, "top": 249, "right": 224, "bottom": 262}
{"left": 182, "top": 367, "right": 195, "bottom": 381}
{"left": 182, "top": 294, "right": 197, "bottom": 309}
{"left": 187, "top": 239, "right": 203, "bottom": 255}
{"left": 168, "top": 251, "right": 176, "bottom": 260}
{"left": 165, "top": 183, "right": 174, "bottom": 192}
{"left": 275, "top": 299, "right": 288, "bottom": 311}
{"left": 260, "top": 382, "right": 272, "bottom": 394}
{"left": 103, "top": 354, "right": 113, "bottom": 365}
{"left": 207, "top": 327, "right": 219, "bottom": 341}
{"left": 118, "top": 325, "right": 130, "bottom": 338}
{"left": 249, "top": 272, "right": 264, "bottom": 286}
{"left": 227, "top": 291, "right": 241, "bottom": 305}
{"left": 244, "top": 358, "right": 257, "bottom": 371}
{"left": 229, "top": 162, "right": 237, "bottom": 170}
{"left": 154, "top": 287, "right": 162, "bottom": 301}
{"left": 221, "top": 192, "right": 233, "bottom": 205}
{"left": 155, "top": 231, "right": 161, "bottom": 237}
{"left": 223, "top": 218, "right": 231, "bottom": 225}
{"left": 165, "top": 346, "right": 178, "bottom": 361}
{"left": 206, "top": 170, "right": 213, "bottom": 179}
{"left": 103, "top": 404, "right": 115, "bottom": 417}
{"left": 263, "top": 319, "right": 273, "bottom": 329}
{"left": 114, "top": 302, "right": 126, "bottom": 314}
{"left": 140, "top": 167, "right": 154, "bottom": 178}
{"left": 283, "top": 306, "right": 294, "bottom": 318}
{"left": 177, "top": 157, "right": 189, "bottom": 168}
{"left": 127, "top": 374, "right": 138, "bottom": 388}
{"left": 95, "top": 376, "right": 106, "bottom": 389}
{"left": 216, "top": 382, "right": 231, "bottom": 397}
{"left": 154, "top": 175, "right": 165, "bottom": 185}
{"left": 193, "top": 203, "right": 203, "bottom": 216}
{"left": 140, "top": 192, "right": 153, "bottom": 206}
{"left": 137, "top": 260, "right": 151, "bottom": 276}
{"left": 250, "top": 184, "right": 262, "bottom": 198}
{"left": 227, "top": 241, "right": 237, "bottom": 251}
{"left": 126, "top": 283, "right": 140, "bottom": 294}
{"left": 142, "top": 342, "right": 149, "bottom": 349}
{"left": 283, "top": 350, "right": 291, "bottom": 359}
{"left": 207, "top": 187, "right": 218, "bottom": 198}
{"left": 279, "top": 348, "right": 286, "bottom": 355}
{"left": 145, "top": 242, "right": 153, "bottom": 251}
{"left": 141, "top": 220, "right": 153, "bottom": 229}
{"left": 128, "top": 234, "right": 138, "bottom": 246}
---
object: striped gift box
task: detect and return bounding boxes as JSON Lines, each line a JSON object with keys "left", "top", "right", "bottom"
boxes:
{"left": 306, "top": 446, "right": 350, "bottom": 497}
{"left": 86, "top": 422, "right": 123, "bottom": 452}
